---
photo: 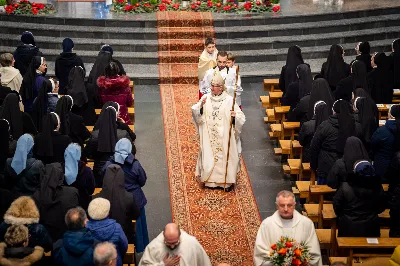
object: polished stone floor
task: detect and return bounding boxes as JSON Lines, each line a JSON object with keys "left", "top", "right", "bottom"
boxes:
{"left": 33, "top": 0, "right": 400, "bottom": 19}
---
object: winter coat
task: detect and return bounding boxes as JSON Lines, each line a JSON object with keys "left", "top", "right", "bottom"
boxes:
{"left": 290, "top": 94, "right": 310, "bottom": 123}
{"left": 47, "top": 93, "right": 59, "bottom": 113}
{"left": 0, "top": 242, "right": 44, "bottom": 266}
{"left": 53, "top": 229, "right": 96, "bottom": 266}
{"left": 84, "top": 129, "right": 131, "bottom": 187}
{"left": 310, "top": 115, "right": 362, "bottom": 180}
{"left": 55, "top": 53, "right": 85, "bottom": 94}
{"left": 371, "top": 120, "right": 397, "bottom": 178}
{"left": 64, "top": 113, "right": 91, "bottom": 147}
{"left": 368, "top": 67, "right": 394, "bottom": 104}
{"left": 13, "top": 44, "right": 43, "bottom": 76}
{"left": 104, "top": 154, "right": 147, "bottom": 209}
{"left": 384, "top": 152, "right": 400, "bottom": 237}
{"left": 23, "top": 74, "right": 46, "bottom": 113}
{"left": 4, "top": 157, "right": 44, "bottom": 196}
{"left": 356, "top": 53, "right": 373, "bottom": 73}
{"left": 388, "top": 245, "right": 400, "bottom": 266}
{"left": 0, "top": 86, "right": 14, "bottom": 106}
{"left": 0, "top": 67, "right": 23, "bottom": 94}
{"left": 333, "top": 181, "right": 386, "bottom": 237}
{"left": 86, "top": 219, "right": 128, "bottom": 266}
{"left": 65, "top": 161, "right": 95, "bottom": 210}
{"left": 97, "top": 75, "right": 133, "bottom": 125}
{"left": 282, "top": 80, "right": 299, "bottom": 119}
{"left": 33, "top": 132, "right": 72, "bottom": 165}
{"left": 298, "top": 118, "right": 315, "bottom": 163}
{"left": 326, "top": 159, "right": 346, "bottom": 189}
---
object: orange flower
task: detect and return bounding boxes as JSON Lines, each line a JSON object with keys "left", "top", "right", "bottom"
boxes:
{"left": 277, "top": 248, "right": 287, "bottom": 255}
{"left": 285, "top": 241, "right": 293, "bottom": 248}
{"left": 292, "top": 258, "right": 302, "bottom": 266}
{"left": 294, "top": 249, "right": 302, "bottom": 257}
{"left": 271, "top": 244, "right": 277, "bottom": 250}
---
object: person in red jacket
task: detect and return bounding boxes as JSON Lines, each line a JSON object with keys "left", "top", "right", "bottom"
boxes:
{"left": 97, "top": 62, "right": 133, "bottom": 125}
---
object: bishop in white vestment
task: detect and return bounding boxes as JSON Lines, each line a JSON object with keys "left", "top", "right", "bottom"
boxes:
{"left": 139, "top": 223, "right": 211, "bottom": 266}
{"left": 192, "top": 71, "right": 245, "bottom": 189}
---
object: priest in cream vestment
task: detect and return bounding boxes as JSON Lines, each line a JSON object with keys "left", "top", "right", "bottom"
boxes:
{"left": 139, "top": 223, "right": 211, "bottom": 266}
{"left": 192, "top": 71, "right": 245, "bottom": 189}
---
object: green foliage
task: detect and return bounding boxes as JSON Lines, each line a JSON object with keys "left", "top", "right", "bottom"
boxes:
{"left": 0, "top": 0, "right": 7, "bottom": 6}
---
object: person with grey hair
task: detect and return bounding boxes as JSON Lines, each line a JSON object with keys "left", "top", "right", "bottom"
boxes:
{"left": 253, "top": 190, "right": 322, "bottom": 266}
{"left": 53, "top": 207, "right": 97, "bottom": 266}
{"left": 93, "top": 242, "right": 117, "bottom": 266}
{"left": 0, "top": 53, "right": 22, "bottom": 95}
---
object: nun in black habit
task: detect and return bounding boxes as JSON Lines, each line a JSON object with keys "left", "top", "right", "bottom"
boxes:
{"left": 32, "top": 163, "right": 79, "bottom": 241}
{"left": 356, "top": 42, "right": 373, "bottom": 73}
{"left": 368, "top": 52, "right": 394, "bottom": 104}
{"left": 327, "top": 136, "right": 370, "bottom": 189}
{"left": 307, "top": 78, "right": 334, "bottom": 120}
{"left": 299, "top": 101, "right": 330, "bottom": 163}
{"left": 0, "top": 119, "right": 10, "bottom": 182}
{"left": 336, "top": 60, "right": 369, "bottom": 99}
{"left": 93, "top": 164, "right": 140, "bottom": 242}
{"left": 32, "top": 79, "right": 53, "bottom": 132}
{"left": 55, "top": 38, "right": 85, "bottom": 94}
{"left": 66, "top": 66, "right": 98, "bottom": 126}
{"left": 33, "top": 112, "right": 72, "bottom": 165}
{"left": 353, "top": 96, "right": 378, "bottom": 150}
{"left": 55, "top": 95, "right": 90, "bottom": 147}
{"left": 85, "top": 106, "right": 131, "bottom": 186}
{"left": 279, "top": 46, "right": 304, "bottom": 93}
{"left": 13, "top": 32, "right": 43, "bottom": 76}
{"left": 100, "top": 45, "right": 126, "bottom": 76}
{"left": 87, "top": 48, "right": 112, "bottom": 94}
{"left": 0, "top": 93, "right": 37, "bottom": 139}
{"left": 310, "top": 99, "right": 361, "bottom": 184}
{"left": 321, "top": 44, "right": 350, "bottom": 91}
{"left": 390, "top": 39, "right": 400, "bottom": 89}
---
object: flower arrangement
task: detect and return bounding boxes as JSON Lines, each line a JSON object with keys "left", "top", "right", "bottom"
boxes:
{"left": 4, "top": 0, "right": 55, "bottom": 15}
{"left": 268, "top": 236, "right": 311, "bottom": 266}
{"left": 113, "top": 0, "right": 279, "bottom": 13}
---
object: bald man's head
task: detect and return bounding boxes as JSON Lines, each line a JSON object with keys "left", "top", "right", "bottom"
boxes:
{"left": 163, "top": 223, "right": 181, "bottom": 250}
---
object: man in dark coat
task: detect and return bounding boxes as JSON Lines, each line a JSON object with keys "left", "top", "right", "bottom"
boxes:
{"left": 53, "top": 207, "right": 97, "bottom": 266}
{"left": 55, "top": 38, "right": 85, "bottom": 94}
{"left": 13, "top": 32, "right": 43, "bottom": 76}
{"left": 384, "top": 151, "right": 400, "bottom": 237}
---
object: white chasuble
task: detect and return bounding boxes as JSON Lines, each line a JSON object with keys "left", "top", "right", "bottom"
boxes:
{"left": 192, "top": 92, "right": 245, "bottom": 188}
{"left": 139, "top": 231, "right": 212, "bottom": 266}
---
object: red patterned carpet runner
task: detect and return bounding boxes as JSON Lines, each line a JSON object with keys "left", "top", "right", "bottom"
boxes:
{"left": 157, "top": 11, "right": 261, "bottom": 265}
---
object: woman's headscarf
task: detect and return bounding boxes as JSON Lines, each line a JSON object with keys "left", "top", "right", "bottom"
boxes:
{"left": 33, "top": 79, "right": 52, "bottom": 132}
{"left": 350, "top": 160, "right": 379, "bottom": 189}
{"left": 64, "top": 143, "right": 81, "bottom": 185}
{"left": 333, "top": 99, "right": 356, "bottom": 153}
{"left": 284, "top": 46, "right": 304, "bottom": 89}
{"left": 66, "top": 66, "right": 87, "bottom": 108}
{"left": 0, "top": 93, "right": 23, "bottom": 139}
{"left": 11, "top": 134, "right": 34, "bottom": 175}
{"left": 21, "top": 31, "right": 35, "bottom": 46}
{"left": 88, "top": 50, "right": 112, "bottom": 85}
{"left": 96, "top": 107, "right": 117, "bottom": 153}
{"left": 35, "top": 163, "right": 65, "bottom": 206}
{"left": 314, "top": 101, "right": 330, "bottom": 131}
{"left": 114, "top": 138, "right": 132, "bottom": 164}
{"left": 55, "top": 95, "right": 73, "bottom": 136}
{"left": 372, "top": 52, "right": 393, "bottom": 103}
{"left": 101, "top": 45, "right": 113, "bottom": 55}
{"left": 343, "top": 136, "right": 369, "bottom": 173}
{"left": 36, "top": 112, "right": 60, "bottom": 157}
{"left": 351, "top": 60, "right": 369, "bottom": 92}
{"left": 353, "top": 87, "right": 370, "bottom": 98}
{"left": 308, "top": 78, "right": 334, "bottom": 120}
{"left": 297, "top": 64, "right": 312, "bottom": 98}
{"left": 20, "top": 56, "right": 43, "bottom": 101}
{"left": 62, "top": 38, "right": 74, "bottom": 53}
{"left": 0, "top": 119, "right": 10, "bottom": 173}
{"left": 97, "top": 164, "right": 128, "bottom": 228}
{"left": 323, "top": 44, "right": 347, "bottom": 88}
{"left": 94, "top": 101, "right": 119, "bottom": 130}
{"left": 354, "top": 97, "right": 378, "bottom": 143}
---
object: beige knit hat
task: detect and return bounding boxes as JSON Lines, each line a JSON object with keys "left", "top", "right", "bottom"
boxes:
{"left": 88, "top": 198, "right": 110, "bottom": 220}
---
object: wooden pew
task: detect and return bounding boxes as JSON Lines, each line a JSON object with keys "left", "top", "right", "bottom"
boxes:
{"left": 280, "top": 122, "right": 300, "bottom": 141}
{"left": 336, "top": 236, "right": 400, "bottom": 266}
{"left": 309, "top": 185, "right": 336, "bottom": 228}
{"left": 130, "top": 81, "right": 135, "bottom": 94}
{"left": 264, "top": 108, "right": 276, "bottom": 123}
{"left": 93, "top": 187, "right": 102, "bottom": 195}
{"left": 95, "top": 107, "right": 135, "bottom": 123}
{"left": 274, "top": 106, "right": 290, "bottom": 123}
{"left": 86, "top": 125, "right": 135, "bottom": 133}
{"left": 299, "top": 162, "right": 311, "bottom": 181}
{"left": 377, "top": 104, "right": 393, "bottom": 120}
{"left": 263, "top": 78, "right": 280, "bottom": 92}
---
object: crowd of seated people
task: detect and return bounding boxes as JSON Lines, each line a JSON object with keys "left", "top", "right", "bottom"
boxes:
{"left": 0, "top": 32, "right": 145, "bottom": 265}
{"left": 279, "top": 39, "right": 400, "bottom": 239}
